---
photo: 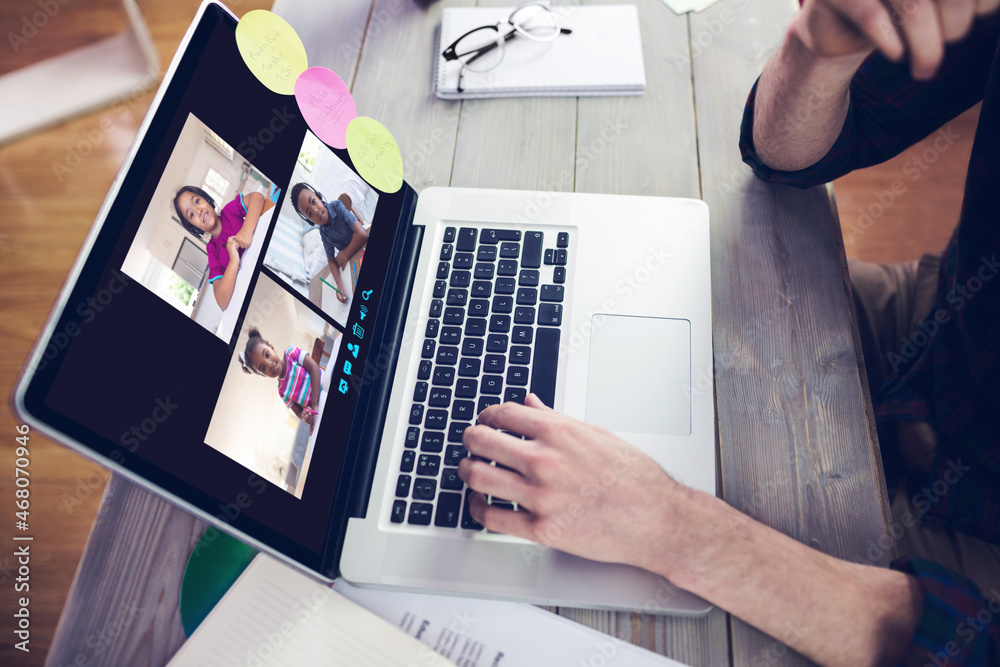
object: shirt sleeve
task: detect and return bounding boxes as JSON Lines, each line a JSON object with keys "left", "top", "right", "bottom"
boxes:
{"left": 890, "top": 557, "right": 1000, "bottom": 666}
{"left": 739, "top": 17, "right": 1000, "bottom": 188}
{"left": 207, "top": 244, "right": 223, "bottom": 283}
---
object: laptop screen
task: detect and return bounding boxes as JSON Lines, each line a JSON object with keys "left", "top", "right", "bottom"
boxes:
{"left": 19, "top": 4, "right": 414, "bottom": 571}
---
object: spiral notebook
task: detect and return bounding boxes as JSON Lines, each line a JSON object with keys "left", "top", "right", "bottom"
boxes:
{"left": 434, "top": 4, "right": 646, "bottom": 99}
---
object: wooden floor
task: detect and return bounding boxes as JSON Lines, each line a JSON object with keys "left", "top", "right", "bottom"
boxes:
{"left": 0, "top": 1, "right": 975, "bottom": 664}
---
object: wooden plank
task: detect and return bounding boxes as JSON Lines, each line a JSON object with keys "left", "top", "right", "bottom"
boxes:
{"left": 271, "top": 0, "right": 374, "bottom": 88}
{"left": 689, "top": 0, "right": 894, "bottom": 664}
{"left": 45, "top": 475, "right": 207, "bottom": 667}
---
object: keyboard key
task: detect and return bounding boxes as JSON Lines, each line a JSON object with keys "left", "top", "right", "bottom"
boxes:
{"left": 544, "top": 248, "right": 555, "bottom": 265}
{"left": 481, "top": 375, "right": 504, "bottom": 395}
{"left": 421, "top": 431, "right": 444, "bottom": 452}
{"left": 452, "top": 400, "right": 476, "bottom": 421}
{"left": 513, "top": 307, "right": 535, "bottom": 325}
{"left": 538, "top": 303, "right": 563, "bottom": 326}
{"left": 417, "top": 454, "right": 441, "bottom": 477}
{"left": 405, "top": 426, "right": 420, "bottom": 448}
{"left": 436, "top": 346, "right": 459, "bottom": 365}
{"left": 557, "top": 232, "right": 569, "bottom": 248}
{"left": 440, "top": 326, "right": 461, "bottom": 345}
{"left": 446, "top": 288, "right": 468, "bottom": 306}
{"left": 429, "top": 299, "right": 443, "bottom": 318}
{"left": 484, "top": 354, "right": 505, "bottom": 373}
{"left": 474, "top": 263, "right": 495, "bottom": 280}
{"left": 497, "top": 259, "right": 518, "bottom": 276}
{"left": 465, "top": 318, "right": 487, "bottom": 336}
{"left": 516, "top": 288, "right": 538, "bottom": 305}
{"left": 443, "top": 307, "right": 464, "bottom": 325}
{"left": 425, "top": 319, "right": 440, "bottom": 338}
{"left": 486, "top": 334, "right": 508, "bottom": 353}
{"left": 391, "top": 499, "right": 407, "bottom": 523}
{"left": 432, "top": 367, "right": 455, "bottom": 387}
{"left": 555, "top": 249, "right": 568, "bottom": 265}
{"left": 511, "top": 326, "right": 532, "bottom": 344}
{"left": 413, "top": 381, "right": 428, "bottom": 402}
{"left": 492, "top": 296, "right": 513, "bottom": 313}
{"left": 481, "top": 229, "right": 521, "bottom": 243}
{"left": 540, "top": 285, "right": 564, "bottom": 302}
{"left": 419, "top": 359, "right": 433, "bottom": 380}
{"left": 458, "top": 357, "right": 481, "bottom": 377}
{"left": 456, "top": 227, "right": 477, "bottom": 251}
{"left": 507, "top": 366, "right": 529, "bottom": 386}
{"left": 489, "top": 314, "right": 511, "bottom": 332}
{"left": 504, "top": 388, "right": 527, "bottom": 403}
{"left": 450, "top": 271, "right": 471, "bottom": 288}
{"left": 518, "top": 269, "right": 539, "bottom": 286}
{"left": 436, "top": 262, "right": 450, "bottom": 279}
{"left": 455, "top": 378, "right": 477, "bottom": 398}
{"left": 422, "top": 339, "right": 436, "bottom": 359}
{"left": 495, "top": 277, "right": 516, "bottom": 294}
{"left": 471, "top": 281, "right": 492, "bottom": 299}
{"left": 462, "top": 337, "right": 484, "bottom": 356}
{"left": 453, "top": 252, "right": 473, "bottom": 269}
{"left": 441, "top": 468, "right": 464, "bottom": 491}
{"left": 445, "top": 445, "right": 467, "bottom": 466}
{"left": 468, "top": 299, "right": 489, "bottom": 317}
{"left": 491, "top": 499, "right": 515, "bottom": 511}
{"left": 477, "top": 246, "right": 497, "bottom": 262}
{"left": 408, "top": 502, "right": 433, "bottom": 525}
{"left": 443, "top": 226, "right": 456, "bottom": 243}
{"left": 414, "top": 478, "right": 437, "bottom": 500}
{"left": 553, "top": 267, "right": 566, "bottom": 284}
{"left": 428, "top": 387, "right": 452, "bottom": 407}
{"left": 461, "top": 490, "right": 483, "bottom": 530}
{"left": 478, "top": 396, "right": 501, "bottom": 413}
{"left": 530, "top": 327, "right": 560, "bottom": 408}
{"left": 425, "top": 409, "right": 448, "bottom": 430}
{"left": 433, "top": 280, "right": 447, "bottom": 298}
{"left": 448, "top": 422, "right": 470, "bottom": 443}
{"left": 522, "top": 231, "right": 543, "bottom": 268}
{"left": 409, "top": 404, "right": 424, "bottom": 424}
{"left": 400, "top": 449, "right": 416, "bottom": 473}
{"left": 396, "top": 474, "right": 411, "bottom": 498}
{"left": 440, "top": 244, "right": 453, "bottom": 261}
{"left": 499, "top": 242, "right": 520, "bottom": 258}
{"left": 435, "top": 492, "right": 462, "bottom": 527}
{"left": 509, "top": 346, "right": 531, "bottom": 365}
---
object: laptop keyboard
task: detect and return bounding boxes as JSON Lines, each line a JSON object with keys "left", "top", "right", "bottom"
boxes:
{"left": 391, "top": 226, "right": 569, "bottom": 531}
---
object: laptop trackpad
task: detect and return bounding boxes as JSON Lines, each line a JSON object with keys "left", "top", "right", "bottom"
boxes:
{"left": 585, "top": 315, "right": 691, "bottom": 436}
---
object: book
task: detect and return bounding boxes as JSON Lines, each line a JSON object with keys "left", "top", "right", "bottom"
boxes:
{"left": 434, "top": 5, "right": 646, "bottom": 99}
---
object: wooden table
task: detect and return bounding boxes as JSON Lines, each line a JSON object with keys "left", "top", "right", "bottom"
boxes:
{"left": 45, "top": 0, "right": 893, "bottom": 664}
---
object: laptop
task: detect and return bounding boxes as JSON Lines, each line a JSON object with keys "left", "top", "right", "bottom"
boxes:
{"left": 13, "top": 1, "right": 715, "bottom": 614}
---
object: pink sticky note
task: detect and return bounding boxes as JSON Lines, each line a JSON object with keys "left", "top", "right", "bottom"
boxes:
{"left": 294, "top": 67, "right": 357, "bottom": 149}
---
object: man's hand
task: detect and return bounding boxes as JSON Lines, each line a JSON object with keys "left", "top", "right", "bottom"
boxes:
{"left": 458, "top": 394, "right": 684, "bottom": 570}
{"left": 796, "top": 0, "right": 996, "bottom": 79}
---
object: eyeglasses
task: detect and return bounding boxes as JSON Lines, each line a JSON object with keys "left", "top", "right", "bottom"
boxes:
{"left": 441, "top": 2, "right": 573, "bottom": 93}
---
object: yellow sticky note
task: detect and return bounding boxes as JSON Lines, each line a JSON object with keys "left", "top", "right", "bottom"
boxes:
{"left": 346, "top": 117, "right": 404, "bottom": 194}
{"left": 235, "top": 10, "right": 308, "bottom": 95}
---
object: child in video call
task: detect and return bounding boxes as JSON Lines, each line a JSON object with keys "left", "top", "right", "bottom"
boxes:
{"left": 173, "top": 186, "right": 265, "bottom": 310}
{"left": 289, "top": 182, "right": 368, "bottom": 304}
{"left": 239, "top": 327, "right": 323, "bottom": 426}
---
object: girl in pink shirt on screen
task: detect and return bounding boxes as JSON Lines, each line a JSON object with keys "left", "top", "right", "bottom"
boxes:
{"left": 173, "top": 186, "right": 265, "bottom": 310}
{"left": 239, "top": 327, "right": 323, "bottom": 426}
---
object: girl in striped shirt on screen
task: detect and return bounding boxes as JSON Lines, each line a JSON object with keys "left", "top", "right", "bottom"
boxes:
{"left": 239, "top": 327, "right": 322, "bottom": 426}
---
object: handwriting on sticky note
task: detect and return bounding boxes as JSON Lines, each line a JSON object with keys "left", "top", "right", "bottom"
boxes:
{"left": 235, "top": 10, "right": 308, "bottom": 95}
{"left": 294, "top": 67, "right": 357, "bottom": 149}
{"left": 346, "top": 117, "right": 404, "bottom": 194}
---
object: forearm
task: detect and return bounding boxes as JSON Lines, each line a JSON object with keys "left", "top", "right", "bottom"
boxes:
{"left": 212, "top": 263, "right": 239, "bottom": 309}
{"left": 239, "top": 192, "right": 265, "bottom": 237}
{"left": 649, "top": 487, "right": 922, "bottom": 666}
{"left": 336, "top": 227, "right": 368, "bottom": 268}
{"left": 752, "top": 21, "right": 869, "bottom": 171}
